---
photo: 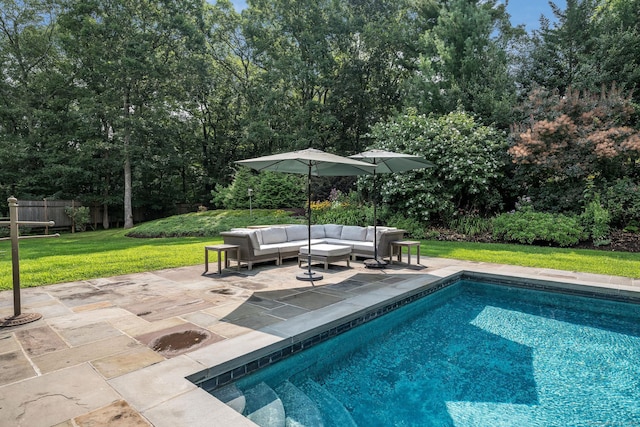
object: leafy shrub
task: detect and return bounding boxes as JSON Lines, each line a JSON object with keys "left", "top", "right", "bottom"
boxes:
{"left": 624, "top": 221, "right": 639, "bottom": 233}
{"left": 580, "top": 195, "right": 611, "bottom": 245}
{"left": 255, "top": 171, "right": 306, "bottom": 209}
{"left": 492, "top": 210, "right": 585, "bottom": 247}
{"left": 313, "top": 204, "right": 372, "bottom": 226}
{"left": 604, "top": 178, "right": 640, "bottom": 228}
{"left": 366, "top": 110, "right": 507, "bottom": 223}
{"left": 64, "top": 206, "right": 90, "bottom": 232}
{"left": 210, "top": 183, "right": 231, "bottom": 209}
{"left": 211, "top": 167, "right": 305, "bottom": 210}
{"left": 424, "top": 229, "right": 441, "bottom": 240}
{"left": 446, "top": 213, "right": 493, "bottom": 236}
{"left": 386, "top": 213, "right": 426, "bottom": 239}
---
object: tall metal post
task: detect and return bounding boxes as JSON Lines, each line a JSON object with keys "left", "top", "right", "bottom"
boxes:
{"left": 1, "top": 196, "right": 58, "bottom": 327}
{"left": 9, "top": 197, "right": 21, "bottom": 316}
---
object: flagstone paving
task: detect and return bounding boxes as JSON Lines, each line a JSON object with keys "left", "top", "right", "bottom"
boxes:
{"left": 0, "top": 255, "right": 639, "bottom": 426}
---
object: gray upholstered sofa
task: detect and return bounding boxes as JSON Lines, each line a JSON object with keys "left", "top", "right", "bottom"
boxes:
{"left": 220, "top": 224, "right": 405, "bottom": 270}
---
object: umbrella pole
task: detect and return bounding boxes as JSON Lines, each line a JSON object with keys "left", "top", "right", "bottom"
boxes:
{"left": 364, "top": 169, "right": 387, "bottom": 268}
{"left": 297, "top": 165, "right": 322, "bottom": 282}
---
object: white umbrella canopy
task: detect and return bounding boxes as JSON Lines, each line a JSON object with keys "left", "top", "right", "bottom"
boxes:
{"left": 237, "top": 148, "right": 377, "bottom": 176}
{"left": 236, "top": 148, "right": 377, "bottom": 282}
{"left": 349, "top": 149, "right": 434, "bottom": 173}
{"left": 350, "top": 149, "right": 434, "bottom": 268}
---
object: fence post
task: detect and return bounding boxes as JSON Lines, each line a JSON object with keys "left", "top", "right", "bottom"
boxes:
{"left": 44, "top": 198, "right": 49, "bottom": 235}
{"left": 71, "top": 200, "right": 75, "bottom": 233}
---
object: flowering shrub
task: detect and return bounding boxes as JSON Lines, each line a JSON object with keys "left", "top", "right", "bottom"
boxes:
{"left": 509, "top": 86, "right": 640, "bottom": 213}
{"left": 310, "top": 200, "right": 331, "bottom": 212}
{"left": 366, "top": 110, "right": 506, "bottom": 223}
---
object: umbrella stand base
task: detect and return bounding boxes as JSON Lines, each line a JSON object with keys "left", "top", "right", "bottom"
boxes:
{"left": 1, "top": 312, "right": 42, "bottom": 328}
{"left": 297, "top": 270, "right": 323, "bottom": 282}
{"left": 364, "top": 258, "right": 387, "bottom": 269}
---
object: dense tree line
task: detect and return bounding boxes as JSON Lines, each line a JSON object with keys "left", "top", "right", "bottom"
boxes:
{"left": 0, "top": 0, "right": 639, "bottom": 229}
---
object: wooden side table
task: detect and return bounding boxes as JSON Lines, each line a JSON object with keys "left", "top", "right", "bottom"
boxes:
{"left": 389, "top": 240, "right": 421, "bottom": 265}
{"left": 204, "top": 244, "right": 240, "bottom": 274}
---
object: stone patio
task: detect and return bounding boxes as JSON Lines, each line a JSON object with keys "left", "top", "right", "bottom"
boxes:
{"left": 1, "top": 255, "right": 639, "bottom": 427}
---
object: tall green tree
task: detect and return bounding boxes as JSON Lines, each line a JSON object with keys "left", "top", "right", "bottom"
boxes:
{"left": 242, "top": 0, "right": 420, "bottom": 156}
{"left": 58, "top": 0, "right": 203, "bottom": 228}
{"left": 182, "top": 0, "right": 254, "bottom": 190}
{"left": 407, "top": 0, "right": 522, "bottom": 129}
{"left": 0, "top": 0, "right": 79, "bottom": 199}
{"left": 586, "top": 0, "right": 640, "bottom": 104}
{"left": 523, "top": 0, "right": 597, "bottom": 94}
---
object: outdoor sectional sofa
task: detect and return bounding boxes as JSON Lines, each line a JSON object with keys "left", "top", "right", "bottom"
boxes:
{"left": 220, "top": 224, "right": 405, "bottom": 270}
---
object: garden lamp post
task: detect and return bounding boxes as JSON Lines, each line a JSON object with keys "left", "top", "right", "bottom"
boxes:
{"left": 248, "top": 188, "right": 253, "bottom": 217}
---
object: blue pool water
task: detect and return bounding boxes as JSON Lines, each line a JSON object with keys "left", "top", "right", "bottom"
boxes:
{"left": 219, "top": 280, "right": 640, "bottom": 426}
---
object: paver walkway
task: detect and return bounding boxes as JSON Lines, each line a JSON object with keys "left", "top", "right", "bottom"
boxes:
{"left": 0, "top": 256, "right": 638, "bottom": 426}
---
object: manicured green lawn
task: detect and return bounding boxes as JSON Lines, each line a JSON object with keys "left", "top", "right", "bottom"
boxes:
{"left": 0, "top": 229, "right": 220, "bottom": 290}
{"left": 1, "top": 218, "right": 639, "bottom": 291}
{"left": 423, "top": 240, "right": 640, "bottom": 278}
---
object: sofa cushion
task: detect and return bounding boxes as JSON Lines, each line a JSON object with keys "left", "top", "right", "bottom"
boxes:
{"left": 341, "top": 225, "right": 367, "bottom": 241}
{"left": 310, "top": 224, "right": 326, "bottom": 239}
{"left": 278, "top": 239, "right": 324, "bottom": 253}
{"left": 365, "top": 226, "right": 396, "bottom": 242}
{"left": 246, "top": 230, "right": 261, "bottom": 249}
{"left": 352, "top": 241, "right": 374, "bottom": 253}
{"left": 324, "top": 224, "right": 343, "bottom": 239}
{"left": 260, "top": 227, "right": 288, "bottom": 244}
{"left": 277, "top": 240, "right": 307, "bottom": 251}
{"left": 254, "top": 244, "right": 281, "bottom": 256}
{"left": 285, "top": 225, "right": 308, "bottom": 242}
{"left": 299, "top": 244, "right": 352, "bottom": 257}
{"left": 365, "top": 226, "right": 376, "bottom": 242}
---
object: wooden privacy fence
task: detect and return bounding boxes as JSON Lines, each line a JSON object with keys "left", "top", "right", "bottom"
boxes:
{"left": 15, "top": 200, "right": 83, "bottom": 229}
{"left": 11, "top": 200, "right": 199, "bottom": 231}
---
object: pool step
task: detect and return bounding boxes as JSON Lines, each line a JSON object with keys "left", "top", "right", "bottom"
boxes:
{"left": 275, "top": 380, "right": 325, "bottom": 427}
{"left": 299, "top": 380, "right": 357, "bottom": 427}
{"left": 210, "top": 383, "right": 246, "bottom": 414}
{"left": 244, "top": 382, "right": 286, "bottom": 427}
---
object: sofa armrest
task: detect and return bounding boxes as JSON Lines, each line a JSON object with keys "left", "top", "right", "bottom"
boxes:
{"left": 376, "top": 229, "right": 406, "bottom": 257}
{"left": 220, "top": 232, "right": 255, "bottom": 260}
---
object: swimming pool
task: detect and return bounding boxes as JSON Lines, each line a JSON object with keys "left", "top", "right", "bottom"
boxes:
{"left": 202, "top": 277, "right": 640, "bottom": 426}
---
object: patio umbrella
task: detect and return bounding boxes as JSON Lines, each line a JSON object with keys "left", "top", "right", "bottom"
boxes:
{"left": 350, "top": 149, "right": 434, "bottom": 268}
{"left": 236, "top": 148, "right": 376, "bottom": 282}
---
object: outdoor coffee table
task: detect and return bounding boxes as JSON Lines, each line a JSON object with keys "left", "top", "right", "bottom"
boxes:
{"left": 298, "top": 244, "right": 351, "bottom": 270}
{"left": 389, "top": 240, "right": 421, "bottom": 265}
{"left": 204, "top": 244, "right": 240, "bottom": 274}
